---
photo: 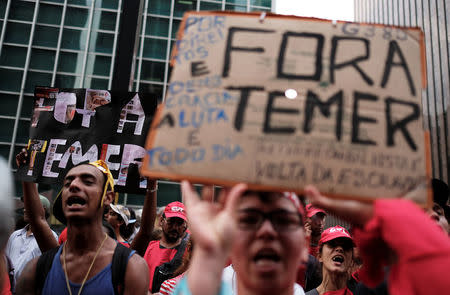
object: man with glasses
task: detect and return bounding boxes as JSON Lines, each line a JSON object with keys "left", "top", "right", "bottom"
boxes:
{"left": 143, "top": 201, "right": 189, "bottom": 293}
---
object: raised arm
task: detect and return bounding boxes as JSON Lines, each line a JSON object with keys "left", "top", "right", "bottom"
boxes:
{"left": 304, "top": 185, "right": 374, "bottom": 227}
{"left": 17, "top": 150, "right": 58, "bottom": 252}
{"left": 180, "top": 181, "right": 247, "bottom": 295}
{"left": 131, "top": 179, "right": 157, "bottom": 256}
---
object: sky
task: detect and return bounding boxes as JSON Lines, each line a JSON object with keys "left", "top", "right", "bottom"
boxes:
{"left": 274, "top": 0, "right": 354, "bottom": 22}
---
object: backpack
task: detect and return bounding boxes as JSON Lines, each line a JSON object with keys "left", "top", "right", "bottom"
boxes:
{"left": 35, "top": 243, "right": 132, "bottom": 295}
{"left": 150, "top": 236, "right": 188, "bottom": 293}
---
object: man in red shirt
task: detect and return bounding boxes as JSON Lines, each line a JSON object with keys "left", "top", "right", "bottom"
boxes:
{"left": 143, "top": 201, "right": 188, "bottom": 293}
{"left": 305, "top": 204, "right": 327, "bottom": 257}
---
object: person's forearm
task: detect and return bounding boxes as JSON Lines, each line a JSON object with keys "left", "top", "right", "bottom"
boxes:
{"left": 187, "top": 248, "right": 228, "bottom": 295}
{"left": 22, "top": 182, "right": 58, "bottom": 252}
{"left": 305, "top": 185, "right": 373, "bottom": 228}
{"left": 22, "top": 182, "right": 44, "bottom": 221}
{"left": 131, "top": 180, "right": 157, "bottom": 256}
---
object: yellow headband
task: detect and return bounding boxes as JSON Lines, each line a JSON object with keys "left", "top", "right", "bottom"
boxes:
{"left": 88, "top": 160, "right": 115, "bottom": 207}
{"left": 53, "top": 160, "right": 115, "bottom": 224}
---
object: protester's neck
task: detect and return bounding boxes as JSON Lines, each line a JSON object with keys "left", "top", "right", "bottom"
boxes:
{"left": 66, "top": 219, "right": 105, "bottom": 254}
{"left": 115, "top": 229, "right": 126, "bottom": 243}
{"left": 318, "top": 270, "right": 348, "bottom": 293}
{"left": 237, "top": 280, "right": 294, "bottom": 295}
{"left": 160, "top": 235, "right": 181, "bottom": 248}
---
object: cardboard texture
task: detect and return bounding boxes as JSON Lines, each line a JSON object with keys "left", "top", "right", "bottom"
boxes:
{"left": 17, "top": 87, "right": 158, "bottom": 194}
{"left": 142, "top": 12, "right": 431, "bottom": 205}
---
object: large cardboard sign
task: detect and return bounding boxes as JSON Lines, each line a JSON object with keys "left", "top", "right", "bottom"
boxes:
{"left": 17, "top": 87, "right": 158, "bottom": 193}
{"left": 142, "top": 12, "right": 431, "bottom": 205}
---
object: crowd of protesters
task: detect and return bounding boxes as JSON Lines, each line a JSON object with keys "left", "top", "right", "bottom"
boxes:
{"left": 0, "top": 148, "right": 449, "bottom": 295}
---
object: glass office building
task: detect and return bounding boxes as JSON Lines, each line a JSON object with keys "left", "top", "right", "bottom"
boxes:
{"left": 0, "top": 0, "right": 272, "bottom": 207}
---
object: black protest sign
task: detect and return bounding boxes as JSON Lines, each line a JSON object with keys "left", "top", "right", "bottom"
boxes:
{"left": 17, "top": 87, "right": 158, "bottom": 193}
{"left": 142, "top": 12, "right": 431, "bottom": 205}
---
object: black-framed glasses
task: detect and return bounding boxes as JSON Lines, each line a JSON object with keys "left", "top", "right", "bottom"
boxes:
{"left": 237, "top": 209, "right": 303, "bottom": 232}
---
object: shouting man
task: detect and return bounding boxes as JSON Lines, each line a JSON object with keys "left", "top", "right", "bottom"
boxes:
{"left": 16, "top": 160, "right": 149, "bottom": 295}
{"left": 143, "top": 201, "right": 189, "bottom": 293}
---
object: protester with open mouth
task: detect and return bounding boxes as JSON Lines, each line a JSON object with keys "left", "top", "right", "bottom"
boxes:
{"left": 305, "top": 226, "right": 354, "bottom": 295}
{"left": 174, "top": 183, "right": 308, "bottom": 295}
{"left": 14, "top": 155, "right": 150, "bottom": 295}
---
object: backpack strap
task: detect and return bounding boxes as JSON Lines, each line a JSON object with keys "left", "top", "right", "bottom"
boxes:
{"left": 150, "top": 236, "right": 189, "bottom": 293}
{"left": 35, "top": 246, "right": 61, "bottom": 295}
{"left": 111, "top": 243, "right": 134, "bottom": 295}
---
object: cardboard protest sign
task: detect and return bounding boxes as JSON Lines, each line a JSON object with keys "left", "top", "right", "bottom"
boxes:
{"left": 17, "top": 87, "right": 158, "bottom": 193}
{"left": 142, "top": 11, "right": 432, "bottom": 205}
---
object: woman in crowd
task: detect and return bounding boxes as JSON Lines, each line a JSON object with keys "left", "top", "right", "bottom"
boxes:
{"left": 304, "top": 185, "right": 450, "bottom": 295}
{"left": 106, "top": 204, "right": 133, "bottom": 247}
{"left": 306, "top": 226, "right": 355, "bottom": 295}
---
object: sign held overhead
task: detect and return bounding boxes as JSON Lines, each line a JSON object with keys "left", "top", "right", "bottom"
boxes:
{"left": 142, "top": 11, "right": 431, "bottom": 205}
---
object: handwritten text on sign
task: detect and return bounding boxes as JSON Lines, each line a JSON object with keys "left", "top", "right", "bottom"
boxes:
{"left": 142, "top": 12, "right": 430, "bottom": 204}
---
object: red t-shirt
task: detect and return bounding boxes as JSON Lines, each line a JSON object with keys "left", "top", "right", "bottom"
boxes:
{"left": 143, "top": 240, "right": 179, "bottom": 291}
{"left": 354, "top": 199, "right": 450, "bottom": 295}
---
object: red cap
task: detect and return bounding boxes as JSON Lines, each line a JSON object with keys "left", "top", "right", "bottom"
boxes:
{"left": 306, "top": 204, "right": 327, "bottom": 218}
{"left": 164, "top": 201, "right": 187, "bottom": 221}
{"left": 319, "top": 225, "right": 353, "bottom": 246}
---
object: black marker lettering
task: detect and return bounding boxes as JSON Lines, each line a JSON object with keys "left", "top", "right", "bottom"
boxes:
{"left": 191, "top": 61, "right": 210, "bottom": 77}
{"left": 385, "top": 97, "right": 419, "bottom": 151}
{"left": 330, "top": 37, "right": 373, "bottom": 86}
{"left": 352, "top": 91, "right": 378, "bottom": 146}
{"left": 222, "top": 27, "right": 275, "bottom": 78}
{"left": 303, "top": 90, "right": 343, "bottom": 140}
{"left": 264, "top": 91, "right": 299, "bottom": 134}
{"left": 157, "top": 113, "right": 175, "bottom": 128}
{"left": 227, "top": 86, "right": 264, "bottom": 131}
{"left": 381, "top": 40, "right": 416, "bottom": 96}
{"left": 277, "top": 32, "right": 324, "bottom": 81}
